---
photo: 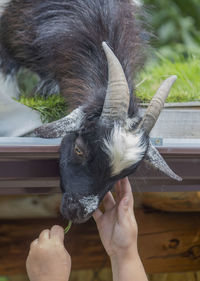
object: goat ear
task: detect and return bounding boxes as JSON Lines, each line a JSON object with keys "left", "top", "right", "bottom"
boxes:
{"left": 30, "top": 107, "right": 84, "bottom": 138}
{"left": 0, "top": 91, "right": 42, "bottom": 137}
{"left": 144, "top": 141, "right": 182, "bottom": 181}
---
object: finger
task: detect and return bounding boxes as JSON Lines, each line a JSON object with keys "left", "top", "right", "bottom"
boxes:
{"left": 93, "top": 208, "right": 103, "bottom": 222}
{"left": 117, "top": 197, "right": 136, "bottom": 226}
{"left": 103, "top": 191, "right": 116, "bottom": 211}
{"left": 115, "top": 180, "right": 123, "bottom": 204}
{"left": 30, "top": 238, "right": 38, "bottom": 249}
{"left": 38, "top": 229, "right": 50, "bottom": 243}
{"left": 120, "top": 177, "right": 133, "bottom": 207}
{"left": 50, "top": 225, "right": 64, "bottom": 243}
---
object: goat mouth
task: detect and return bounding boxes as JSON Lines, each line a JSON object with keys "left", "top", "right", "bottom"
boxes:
{"left": 60, "top": 206, "right": 95, "bottom": 224}
{"left": 60, "top": 193, "right": 100, "bottom": 224}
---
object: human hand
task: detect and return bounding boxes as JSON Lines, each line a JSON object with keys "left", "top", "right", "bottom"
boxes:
{"left": 26, "top": 225, "right": 71, "bottom": 281}
{"left": 93, "top": 177, "right": 138, "bottom": 261}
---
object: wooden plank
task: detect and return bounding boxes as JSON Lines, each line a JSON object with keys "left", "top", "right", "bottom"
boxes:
{"left": 148, "top": 272, "right": 199, "bottom": 281}
{"left": 1, "top": 192, "right": 200, "bottom": 219}
{"left": 137, "top": 210, "right": 200, "bottom": 273}
{"left": 138, "top": 192, "right": 200, "bottom": 212}
{"left": 2, "top": 271, "right": 200, "bottom": 281}
{"left": 0, "top": 208, "right": 200, "bottom": 275}
{"left": 0, "top": 194, "right": 61, "bottom": 219}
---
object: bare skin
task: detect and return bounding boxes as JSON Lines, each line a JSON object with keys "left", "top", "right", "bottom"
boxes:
{"left": 93, "top": 177, "right": 148, "bottom": 281}
{"left": 26, "top": 177, "right": 148, "bottom": 281}
{"left": 26, "top": 225, "right": 71, "bottom": 281}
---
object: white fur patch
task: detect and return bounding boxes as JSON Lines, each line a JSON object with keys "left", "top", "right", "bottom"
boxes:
{"left": 103, "top": 125, "right": 146, "bottom": 176}
{"left": 79, "top": 195, "right": 99, "bottom": 214}
{"left": 125, "top": 116, "right": 141, "bottom": 130}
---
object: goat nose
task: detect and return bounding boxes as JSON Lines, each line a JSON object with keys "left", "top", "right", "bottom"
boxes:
{"left": 61, "top": 194, "right": 99, "bottom": 223}
{"left": 60, "top": 196, "right": 85, "bottom": 222}
{"left": 67, "top": 207, "right": 78, "bottom": 220}
{"left": 61, "top": 202, "right": 80, "bottom": 221}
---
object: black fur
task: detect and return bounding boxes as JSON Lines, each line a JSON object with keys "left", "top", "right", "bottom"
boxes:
{"left": 0, "top": 0, "right": 149, "bottom": 223}
{"left": 0, "top": 0, "right": 147, "bottom": 114}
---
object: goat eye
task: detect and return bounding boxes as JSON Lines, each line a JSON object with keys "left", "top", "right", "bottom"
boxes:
{"left": 74, "top": 144, "right": 83, "bottom": 156}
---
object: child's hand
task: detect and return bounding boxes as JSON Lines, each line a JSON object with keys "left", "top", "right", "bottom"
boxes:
{"left": 93, "top": 177, "right": 138, "bottom": 260}
{"left": 26, "top": 225, "right": 71, "bottom": 281}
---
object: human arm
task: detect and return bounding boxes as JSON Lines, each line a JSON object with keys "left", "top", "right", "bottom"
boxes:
{"left": 93, "top": 177, "right": 148, "bottom": 281}
{"left": 26, "top": 225, "right": 71, "bottom": 281}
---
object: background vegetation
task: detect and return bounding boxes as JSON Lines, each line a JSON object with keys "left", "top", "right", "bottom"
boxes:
{"left": 136, "top": 55, "right": 200, "bottom": 103}
{"left": 143, "top": 0, "right": 200, "bottom": 59}
{"left": 135, "top": 0, "right": 200, "bottom": 103}
{"left": 17, "top": 0, "right": 200, "bottom": 122}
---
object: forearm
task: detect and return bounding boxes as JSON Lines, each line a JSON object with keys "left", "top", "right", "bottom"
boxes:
{"left": 110, "top": 253, "right": 148, "bottom": 281}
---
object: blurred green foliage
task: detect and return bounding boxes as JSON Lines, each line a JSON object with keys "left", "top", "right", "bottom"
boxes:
{"left": 136, "top": 55, "right": 200, "bottom": 103}
{"left": 143, "top": 0, "right": 200, "bottom": 58}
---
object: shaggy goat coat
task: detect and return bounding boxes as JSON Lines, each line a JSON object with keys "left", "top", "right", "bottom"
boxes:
{"left": 0, "top": 0, "right": 147, "bottom": 115}
{"left": 0, "top": 0, "right": 181, "bottom": 224}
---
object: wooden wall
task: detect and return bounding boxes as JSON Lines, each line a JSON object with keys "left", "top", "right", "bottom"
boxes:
{"left": 1, "top": 270, "right": 200, "bottom": 281}
{"left": 0, "top": 192, "right": 200, "bottom": 279}
{"left": 0, "top": 208, "right": 200, "bottom": 275}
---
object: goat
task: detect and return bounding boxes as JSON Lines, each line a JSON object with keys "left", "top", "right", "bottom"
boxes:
{"left": 0, "top": 0, "right": 181, "bottom": 223}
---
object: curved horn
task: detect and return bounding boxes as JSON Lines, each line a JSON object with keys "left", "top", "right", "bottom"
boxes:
{"left": 100, "top": 42, "right": 130, "bottom": 124}
{"left": 139, "top": 75, "right": 177, "bottom": 133}
{"left": 29, "top": 107, "right": 84, "bottom": 138}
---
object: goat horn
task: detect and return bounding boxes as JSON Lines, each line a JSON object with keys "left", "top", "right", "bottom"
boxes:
{"left": 100, "top": 42, "right": 130, "bottom": 124}
{"left": 139, "top": 75, "right": 177, "bottom": 133}
{"left": 30, "top": 107, "right": 85, "bottom": 138}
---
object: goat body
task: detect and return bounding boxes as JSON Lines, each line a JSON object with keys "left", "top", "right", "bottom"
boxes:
{"left": 0, "top": 0, "right": 145, "bottom": 111}
{"left": 0, "top": 0, "right": 181, "bottom": 223}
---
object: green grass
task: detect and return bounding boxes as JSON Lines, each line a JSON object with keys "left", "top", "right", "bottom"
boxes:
{"left": 18, "top": 94, "right": 67, "bottom": 123}
{"left": 136, "top": 55, "right": 200, "bottom": 103}
{"left": 17, "top": 56, "right": 200, "bottom": 123}
{"left": 17, "top": 69, "right": 67, "bottom": 123}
